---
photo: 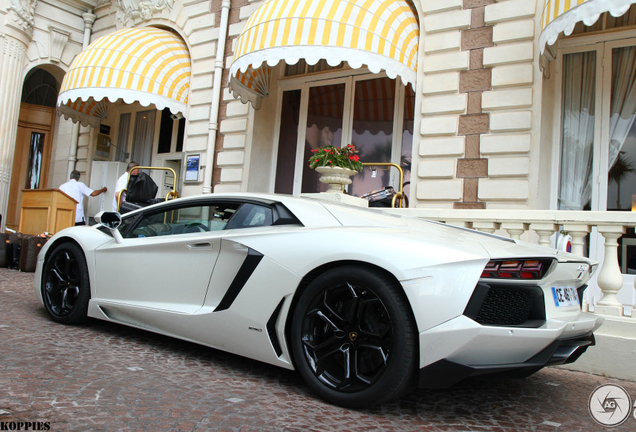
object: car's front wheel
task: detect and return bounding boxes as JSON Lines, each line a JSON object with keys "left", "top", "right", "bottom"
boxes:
{"left": 290, "top": 266, "right": 417, "bottom": 408}
{"left": 41, "top": 242, "right": 90, "bottom": 324}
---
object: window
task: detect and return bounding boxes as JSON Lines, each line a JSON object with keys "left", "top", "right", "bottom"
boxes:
{"left": 123, "top": 202, "right": 274, "bottom": 238}
{"left": 125, "top": 203, "right": 238, "bottom": 238}
{"left": 131, "top": 110, "right": 156, "bottom": 167}
{"left": 606, "top": 46, "right": 636, "bottom": 212}
{"left": 115, "top": 113, "right": 131, "bottom": 162}
{"left": 21, "top": 69, "right": 58, "bottom": 107}
{"left": 558, "top": 42, "right": 636, "bottom": 212}
{"left": 302, "top": 83, "right": 346, "bottom": 193}
{"left": 26, "top": 132, "right": 45, "bottom": 189}
{"left": 558, "top": 41, "right": 636, "bottom": 212}
{"left": 158, "top": 108, "right": 174, "bottom": 154}
{"left": 275, "top": 74, "right": 414, "bottom": 196}
{"left": 556, "top": 37, "right": 636, "bottom": 271}
{"left": 226, "top": 203, "right": 273, "bottom": 229}
{"left": 157, "top": 108, "right": 186, "bottom": 154}
{"left": 558, "top": 51, "right": 596, "bottom": 210}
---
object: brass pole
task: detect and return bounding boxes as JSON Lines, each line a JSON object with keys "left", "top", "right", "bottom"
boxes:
{"left": 361, "top": 162, "right": 407, "bottom": 208}
{"left": 117, "top": 166, "right": 180, "bottom": 211}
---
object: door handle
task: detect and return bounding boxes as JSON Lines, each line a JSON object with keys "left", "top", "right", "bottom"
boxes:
{"left": 187, "top": 242, "right": 212, "bottom": 249}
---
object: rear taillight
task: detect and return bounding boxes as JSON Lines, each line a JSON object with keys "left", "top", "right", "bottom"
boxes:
{"left": 481, "top": 259, "right": 552, "bottom": 280}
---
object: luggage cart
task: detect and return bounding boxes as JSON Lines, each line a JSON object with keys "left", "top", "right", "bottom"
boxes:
{"left": 360, "top": 162, "right": 408, "bottom": 208}
{"left": 117, "top": 166, "right": 180, "bottom": 212}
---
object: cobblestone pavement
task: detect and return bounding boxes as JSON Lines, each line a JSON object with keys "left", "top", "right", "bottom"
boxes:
{"left": 1, "top": 268, "right": 636, "bottom": 431}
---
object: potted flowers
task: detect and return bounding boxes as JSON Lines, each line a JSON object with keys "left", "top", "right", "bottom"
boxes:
{"left": 308, "top": 144, "right": 363, "bottom": 193}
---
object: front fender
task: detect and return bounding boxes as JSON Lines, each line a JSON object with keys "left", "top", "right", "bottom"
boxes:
{"left": 34, "top": 226, "right": 115, "bottom": 304}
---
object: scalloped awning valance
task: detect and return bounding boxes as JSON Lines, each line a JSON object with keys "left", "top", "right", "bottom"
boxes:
{"left": 57, "top": 27, "right": 191, "bottom": 127}
{"left": 540, "top": 0, "right": 636, "bottom": 54}
{"left": 228, "top": 0, "right": 419, "bottom": 109}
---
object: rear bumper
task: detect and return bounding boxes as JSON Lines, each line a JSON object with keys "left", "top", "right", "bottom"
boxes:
{"left": 418, "top": 333, "right": 595, "bottom": 389}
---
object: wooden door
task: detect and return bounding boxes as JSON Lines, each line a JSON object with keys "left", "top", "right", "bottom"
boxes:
{"left": 6, "top": 103, "right": 55, "bottom": 231}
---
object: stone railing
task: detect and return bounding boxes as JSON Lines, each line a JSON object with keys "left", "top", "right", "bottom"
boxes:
{"left": 384, "top": 208, "right": 636, "bottom": 318}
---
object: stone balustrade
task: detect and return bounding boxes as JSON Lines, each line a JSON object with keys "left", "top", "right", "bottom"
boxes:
{"left": 384, "top": 208, "right": 636, "bottom": 318}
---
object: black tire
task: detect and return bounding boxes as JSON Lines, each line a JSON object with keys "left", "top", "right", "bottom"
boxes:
{"left": 290, "top": 266, "right": 417, "bottom": 408}
{"left": 41, "top": 242, "right": 90, "bottom": 325}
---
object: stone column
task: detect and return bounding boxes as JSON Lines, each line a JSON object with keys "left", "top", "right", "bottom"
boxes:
{"left": 455, "top": 1, "right": 493, "bottom": 210}
{"left": 1, "top": 0, "right": 35, "bottom": 229}
{"left": 501, "top": 221, "right": 529, "bottom": 240}
{"left": 67, "top": 9, "right": 96, "bottom": 178}
{"left": 595, "top": 225, "right": 626, "bottom": 317}
{"left": 472, "top": 221, "right": 500, "bottom": 234}
{"left": 561, "top": 223, "right": 591, "bottom": 258}
{"left": 530, "top": 222, "right": 559, "bottom": 248}
{"left": 0, "top": 35, "right": 28, "bottom": 228}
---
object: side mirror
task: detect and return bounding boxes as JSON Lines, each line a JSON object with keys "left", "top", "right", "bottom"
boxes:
{"left": 95, "top": 211, "right": 124, "bottom": 244}
{"left": 95, "top": 211, "right": 122, "bottom": 229}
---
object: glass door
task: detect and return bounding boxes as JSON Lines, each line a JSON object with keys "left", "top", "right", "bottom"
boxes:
{"left": 602, "top": 39, "right": 636, "bottom": 273}
{"left": 557, "top": 38, "right": 636, "bottom": 270}
{"left": 302, "top": 82, "right": 347, "bottom": 193}
{"left": 6, "top": 104, "right": 54, "bottom": 230}
{"left": 275, "top": 74, "right": 414, "bottom": 197}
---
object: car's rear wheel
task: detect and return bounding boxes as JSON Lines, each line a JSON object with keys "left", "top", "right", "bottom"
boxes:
{"left": 290, "top": 266, "right": 417, "bottom": 408}
{"left": 41, "top": 242, "right": 90, "bottom": 324}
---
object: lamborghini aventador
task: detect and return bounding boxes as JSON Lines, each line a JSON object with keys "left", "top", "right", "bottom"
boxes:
{"left": 34, "top": 193, "right": 602, "bottom": 407}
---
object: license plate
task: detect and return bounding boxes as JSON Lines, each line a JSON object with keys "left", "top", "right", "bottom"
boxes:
{"left": 552, "top": 286, "right": 579, "bottom": 307}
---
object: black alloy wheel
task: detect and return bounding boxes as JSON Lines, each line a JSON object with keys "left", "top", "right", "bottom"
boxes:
{"left": 42, "top": 242, "right": 90, "bottom": 324}
{"left": 290, "top": 266, "right": 417, "bottom": 408}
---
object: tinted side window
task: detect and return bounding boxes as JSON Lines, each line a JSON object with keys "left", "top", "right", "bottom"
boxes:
{"left": 225, "top": 203, "right": 273, "bottom": 229}
{"left": 124, "top": 203, "right": 240, "bottom": 238}
{"left": 117, "top": 213, "right": 141, "bottom": 237}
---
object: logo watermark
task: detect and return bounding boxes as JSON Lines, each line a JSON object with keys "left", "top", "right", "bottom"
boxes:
{"left": 0, "top": 422, "right": 50, "bottom": 431}
{"left": 588, "top": 384, "right": 634, "bottom": 427}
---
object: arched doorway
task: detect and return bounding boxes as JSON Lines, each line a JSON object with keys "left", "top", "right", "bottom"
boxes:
{"left": 5, "top": 68, "right": 58, "bottom": 231}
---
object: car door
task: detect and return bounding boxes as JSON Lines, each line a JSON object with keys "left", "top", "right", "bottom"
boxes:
{"left": 202, "top": 202, "right": 276, "bottom": 310}
{"left": 92, "top": 200, "right": 241, "bottom": 313}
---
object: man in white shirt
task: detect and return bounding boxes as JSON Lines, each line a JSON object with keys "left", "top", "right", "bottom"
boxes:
{"left": 59, "top": 170, "right": 107, "bottom": 225}
{"left": 112, "top": 161, "right": 140, "bottom": 211}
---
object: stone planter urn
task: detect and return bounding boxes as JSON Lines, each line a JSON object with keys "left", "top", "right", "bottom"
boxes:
{"left": 315, "top": 166, "right": 358, "bottom": 193}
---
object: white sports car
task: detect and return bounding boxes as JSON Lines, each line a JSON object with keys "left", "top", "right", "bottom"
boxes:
{"left": 34, "top": 193, "right": 602, "bottom": 407}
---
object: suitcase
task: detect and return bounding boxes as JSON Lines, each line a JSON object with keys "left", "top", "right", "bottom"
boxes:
{"left": 6, "top": 233, "right": 23, "bottom": 270}
{"left": 19, "top": 236, "right": 48, "bottom": 272}
{"left": 362, "top": 186, "right": 396, "bottom": 208}
{"left": 0, "top": 233, "right": 8, "bottom": 267}
{"left": 119, "top": 200, "right": 144, "bottom": 214}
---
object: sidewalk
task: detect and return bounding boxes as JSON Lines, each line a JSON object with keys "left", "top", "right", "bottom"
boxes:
{"left": 1, "top": 268, "right": 635, "bottom": 431}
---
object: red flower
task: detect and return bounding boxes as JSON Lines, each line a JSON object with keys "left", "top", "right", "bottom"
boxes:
{"left": 307, "top": 144, "right": 362, "bottom": 172}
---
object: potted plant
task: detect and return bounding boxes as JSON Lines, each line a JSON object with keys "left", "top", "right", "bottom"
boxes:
{"left": 308, "top": 144, "right": 363, "bottom": 193}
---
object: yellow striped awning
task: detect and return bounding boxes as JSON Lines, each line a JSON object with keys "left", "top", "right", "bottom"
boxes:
{"left": 229, "top": 0, "right": 419, "bottom": 109}
{"left": 540, "top": 0, "right": 636, "bottom": 53}
{"left": 57, "top": 27, "right": 191, "bottom": 127}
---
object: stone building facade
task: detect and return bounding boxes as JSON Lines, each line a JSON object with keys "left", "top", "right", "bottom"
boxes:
{"left": 1, "top": 0, "right": 635, "bottom": 230}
